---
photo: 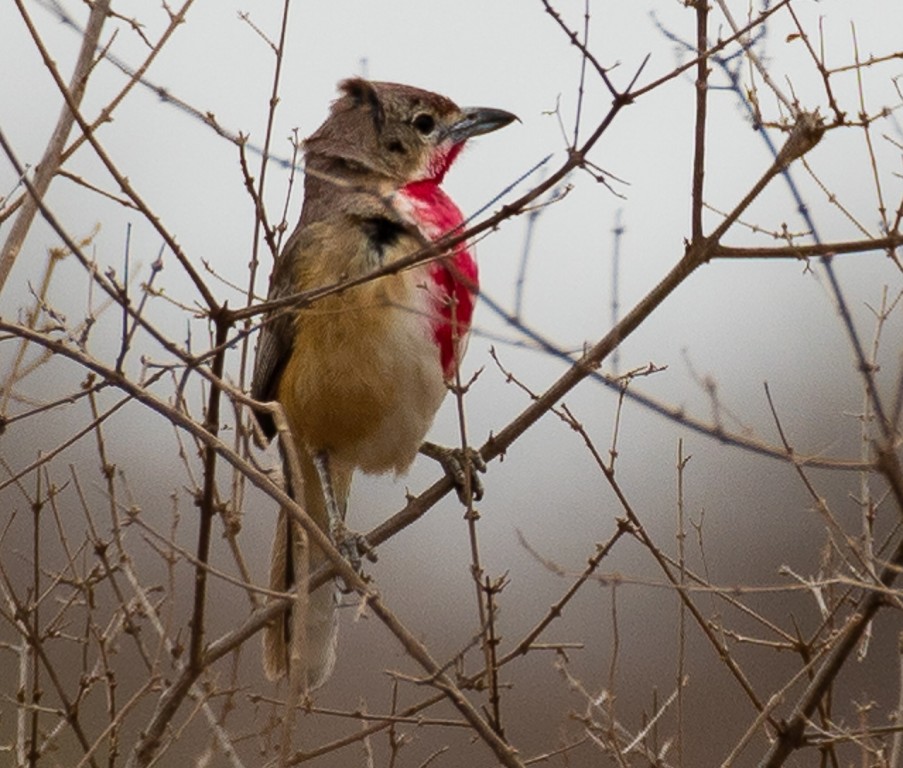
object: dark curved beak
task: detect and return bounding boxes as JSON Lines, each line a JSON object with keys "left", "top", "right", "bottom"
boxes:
{"left": 443, "top": 107, "right": 519, "bottom": 144}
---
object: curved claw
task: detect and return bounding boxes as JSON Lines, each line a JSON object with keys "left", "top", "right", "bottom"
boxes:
{"left": 420, "top": 442, "right": 487, "bottom": 503}
{"left": 333, "top": 528, "right": 377, "bottom": 593}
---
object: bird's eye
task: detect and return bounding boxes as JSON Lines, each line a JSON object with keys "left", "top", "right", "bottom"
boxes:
{"left": 412, "top": 113, "right": 436, "bottom": 135}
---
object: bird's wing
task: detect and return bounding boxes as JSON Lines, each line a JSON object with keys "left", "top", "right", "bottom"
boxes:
{"left": 250, "top": 224, "right": 314, "bottom": 441}
{"left": 250, "top": 207, "right": 409, "bottom": 440}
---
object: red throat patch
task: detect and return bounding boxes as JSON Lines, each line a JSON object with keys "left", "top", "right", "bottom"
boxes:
{"left": 401, "top": 178, "right": 477, "bottom": 378}
{"left": 426, "top": 142, "right": 464, "bottom": 184}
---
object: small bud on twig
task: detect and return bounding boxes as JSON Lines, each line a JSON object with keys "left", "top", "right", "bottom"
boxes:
{"left": 775, "top": 111, "right": 825, "bottom": 168}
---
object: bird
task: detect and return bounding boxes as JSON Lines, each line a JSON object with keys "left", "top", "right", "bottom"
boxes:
{"left": 251, "top": 78, "right": 516, "bottom": 689}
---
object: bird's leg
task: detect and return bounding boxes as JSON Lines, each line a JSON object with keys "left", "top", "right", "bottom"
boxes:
{"left": 311, "top": 451, "right": 376, "bottom": 580}
{"left": 310, "top": 450, "right": 342, "bottom": 543}
{"left": 420, "top": 442, "right": 486, "bottom": 503}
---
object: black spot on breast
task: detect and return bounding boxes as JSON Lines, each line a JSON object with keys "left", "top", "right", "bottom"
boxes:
{"left": 361, "top": 216, "right": 406, "bottom": 262}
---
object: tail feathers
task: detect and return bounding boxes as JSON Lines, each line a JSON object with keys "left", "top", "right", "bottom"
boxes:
{"left": 263, "top": 509, "right": 338, "bottom": 689}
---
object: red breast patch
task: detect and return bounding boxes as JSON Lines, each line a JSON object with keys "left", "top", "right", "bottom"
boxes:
{"left": 401, "top": 180, "right": 478, "bottom": 378}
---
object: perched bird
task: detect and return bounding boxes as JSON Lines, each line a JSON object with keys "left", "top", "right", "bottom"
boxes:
{"left": 252, "top": 78, "right": 516, "bottom": 688}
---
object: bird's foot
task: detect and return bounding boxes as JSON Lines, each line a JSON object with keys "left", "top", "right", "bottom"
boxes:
{"left": 420, "top": 442, "right": 486, "bottom": 503}
{"left": 332, "top": 524, "right": 377, "bottom": 593}
{"left": 311, "top": 451, "right": 378, "bottom": 590}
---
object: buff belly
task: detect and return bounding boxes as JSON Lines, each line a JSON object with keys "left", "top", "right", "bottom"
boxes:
{"left": 278, "top": 267, "right": 449, "bottom": 475}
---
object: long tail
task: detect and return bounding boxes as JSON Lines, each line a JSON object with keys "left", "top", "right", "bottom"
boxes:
{"left": 262, "top": 508, "right": 338, "bottom": 689}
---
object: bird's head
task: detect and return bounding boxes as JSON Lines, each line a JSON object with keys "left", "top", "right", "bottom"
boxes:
{"left": 304, "top": 78, "right": 517, "bottom": 185}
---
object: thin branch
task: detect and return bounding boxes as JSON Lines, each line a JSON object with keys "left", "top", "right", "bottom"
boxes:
{"left": 0, "top": 0, "right": 112, "bottom": 293}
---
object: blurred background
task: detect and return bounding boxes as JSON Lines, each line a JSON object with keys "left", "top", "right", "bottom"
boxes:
{"left": 2, "top": 1, "right": 902, "bottom": 766}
